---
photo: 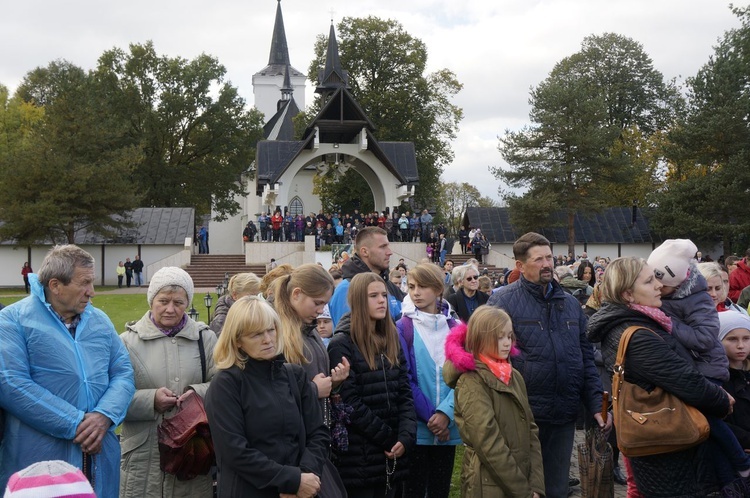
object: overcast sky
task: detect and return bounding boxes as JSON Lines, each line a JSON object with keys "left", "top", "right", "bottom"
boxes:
{"left": 0, "top": 1, "right": 739, "bottom": 201}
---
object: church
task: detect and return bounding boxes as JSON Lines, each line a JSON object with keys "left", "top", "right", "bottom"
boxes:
{"left": 210, "top": 0, "right": 419, "bottom": 255}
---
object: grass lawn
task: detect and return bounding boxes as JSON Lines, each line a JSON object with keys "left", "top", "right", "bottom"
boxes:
{"left": 0, "top": 289, "right": 468, "bottom": 492}
{"left": 0, "top": 290, "right": 221, "bottom": 332}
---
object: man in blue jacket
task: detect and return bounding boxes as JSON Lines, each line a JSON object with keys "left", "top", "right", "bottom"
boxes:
{"left": 0, "top": 245, "right": 135, "bottom": 497}
{"left": 488, "top": 232, "right": 610, "bottom": 498}
{"left": 329, "top": 227, "right": 404, "bottom": 326}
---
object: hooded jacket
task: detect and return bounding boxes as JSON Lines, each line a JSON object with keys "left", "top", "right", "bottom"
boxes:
{"left": 119, "top": 312, "right": 217, "bottom": 498}
{"left": 586, "top": 302, "right": 730, "bottom": 417}
{"left": 443, "top": 324, "right": 544, "bottom": 497}
{"left": 328, "top": 254, "right": 404, "bottom": 326}
{"left": 327, "top": 313, "right": 416, "bottom": 487}
{"left": 658, "top": 262, "right": 729, "bottom": 381}
{"left": 209, "top": 294, "right": 234, "bottom": 336}
{"left": 0, "top": 274, "right": 135, "bottom": 497}
{"left": 486, "top": 276, "right": 603, "bottom": 424}
{"left": 396, "top": 295, "right": 461, "bottom": 445}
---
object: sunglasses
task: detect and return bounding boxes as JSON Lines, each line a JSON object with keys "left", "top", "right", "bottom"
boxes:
{"left": 464, "top": 275, "right": 479, "bottom": 281}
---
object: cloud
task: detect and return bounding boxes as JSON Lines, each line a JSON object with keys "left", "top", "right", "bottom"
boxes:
{"left": 0, "top": 0, "right": 739, "bottom": 202}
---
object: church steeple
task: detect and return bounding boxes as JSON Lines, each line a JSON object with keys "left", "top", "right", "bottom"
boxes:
{"left": 280, "top": 64, "right": 293, "bottom": 103}
{"left": 315, "top": 22, "right": 349, "bottom": 97}
{"left": 268, "top": 0, "right": 290, "bottom": 66}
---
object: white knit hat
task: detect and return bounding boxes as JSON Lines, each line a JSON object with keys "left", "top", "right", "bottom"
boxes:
{"left": 647, "top": 239, "right": 698, "bottom": 287}
{"left": 317, "top": 304, "right": 331, "bottom": 320}
{"left": 147, "top": 267, "right": 194, "bottom": 306}
{"left": 719, "top": 310, "right": 750, "bottom": 341}
{"left": 4, "top": 460, "right": 95, "bottom": 497}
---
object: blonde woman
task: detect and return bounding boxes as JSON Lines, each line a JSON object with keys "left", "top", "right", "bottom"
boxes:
{"left": 205, "top": 297, "right": 328, "bottom": 497}
{"left": 209, "top": 272, "right": 261, "bottom": 336}
{"left": 271, "top": 264, "right": 350, "bottom": 418}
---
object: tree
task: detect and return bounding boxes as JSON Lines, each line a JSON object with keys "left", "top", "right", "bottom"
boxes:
{"left": 436, "top": 181, "right": 490, "bottom": 236}
{"left": 493, "top": 33, "right": 680, "bottom": 253}
{"left": 0, "top": 61, "right": 142, "bottom": 244}
{"left": 95, "top": 41, "right": 265, "bottom": 219}
{"left": 650, "top": 7, "right": 750, "bottom": 253}
{"left": 312, "top": 169, "right": 374, "bottom": 215}
{"left": 308, "top": 17, "right": 463, "bottom": 209}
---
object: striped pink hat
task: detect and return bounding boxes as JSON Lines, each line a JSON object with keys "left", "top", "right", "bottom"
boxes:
{"left": 4, "top": 460, "right": 95, "bottom": 498}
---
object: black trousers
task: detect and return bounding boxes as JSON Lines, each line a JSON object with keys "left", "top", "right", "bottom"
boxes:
{"left": 404, "top": 445, "right": 456, "bottom": 498}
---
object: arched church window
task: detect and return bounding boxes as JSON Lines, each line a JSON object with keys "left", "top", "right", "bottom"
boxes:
{"left": 289, "top": 196, "right": 304, "bottom": 217}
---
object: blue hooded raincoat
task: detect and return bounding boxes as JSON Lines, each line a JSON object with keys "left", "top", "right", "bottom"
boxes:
{"left": 0, "top": 274, "right": 135, "bottom": 496}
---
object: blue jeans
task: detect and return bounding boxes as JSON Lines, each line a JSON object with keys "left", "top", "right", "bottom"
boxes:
{"left": 134, "top": 272, "right": 142, "bottom": 286}
{"left": 537, "top": 420, "right": 576, "bottom": 498}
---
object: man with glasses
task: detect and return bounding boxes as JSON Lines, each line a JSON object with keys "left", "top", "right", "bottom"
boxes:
{"left": 487, "top": 232, "right": 609, "bottom": 498}
{"left": 446, "top": 265, "right": 488, "bottom": 323}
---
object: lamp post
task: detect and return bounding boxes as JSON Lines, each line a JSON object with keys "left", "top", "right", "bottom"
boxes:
{"left": 216, "top": 283, "right": 224, "bottom": 297}
{"left": 204, "top": 292, "right": 213, "bottom": 323}
{"left": 187, "top": 305, "right": 199, "bottom": 322}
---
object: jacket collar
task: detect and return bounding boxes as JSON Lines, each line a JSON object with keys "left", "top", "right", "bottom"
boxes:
{"left": 127, "top": 311, "right": 204, "bottom": 341}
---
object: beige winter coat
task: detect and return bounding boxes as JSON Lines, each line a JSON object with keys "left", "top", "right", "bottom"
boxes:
{"left": 119, "top": 312, "right": 217, "bottom": 498}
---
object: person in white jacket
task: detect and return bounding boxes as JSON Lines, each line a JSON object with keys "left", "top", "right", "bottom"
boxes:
{"left": 396, "top": 263, "right": 461, "bottom": 498}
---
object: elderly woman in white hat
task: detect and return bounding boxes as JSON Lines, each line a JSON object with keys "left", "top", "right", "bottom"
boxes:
{"left": 119, "top": 267, "right": 217, "bottom": 497}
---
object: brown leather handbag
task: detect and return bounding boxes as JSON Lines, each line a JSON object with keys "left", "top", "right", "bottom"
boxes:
{"left": 612, "top": 326, "right": 710, "bottom": 458}
{"left": 157, "top": 390, "right": 215, "bottom": 480}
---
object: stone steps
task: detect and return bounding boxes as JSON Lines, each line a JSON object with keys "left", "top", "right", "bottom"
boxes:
{"left": 185, "top": 255, "right": 266, "bottom": 288}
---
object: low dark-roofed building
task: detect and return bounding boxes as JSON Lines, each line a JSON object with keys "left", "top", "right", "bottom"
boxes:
{"left": 463, "top": 206, "right": 661, "bottom": 260}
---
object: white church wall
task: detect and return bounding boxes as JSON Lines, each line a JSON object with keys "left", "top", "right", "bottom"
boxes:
{"left": 251, "top": 74, "right": 306, "bottom": 123}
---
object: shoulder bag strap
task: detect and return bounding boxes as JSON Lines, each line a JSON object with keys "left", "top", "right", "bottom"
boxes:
{"left": 197, "top": 330, "right": 206, "bottom": 383}
{"left": 615, "top": 325, "right": 657, "bottom": 371}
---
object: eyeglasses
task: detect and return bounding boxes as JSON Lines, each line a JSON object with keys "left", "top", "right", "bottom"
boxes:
{"left": 464, "top": 275, "right": 479, "bottom": 281}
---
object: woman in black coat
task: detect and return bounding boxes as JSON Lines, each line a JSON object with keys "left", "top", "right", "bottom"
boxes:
{"left": 587, "top": 257, "right": 732, "bottom": 497}
{"left": 205, "top": 297, "right": 329, "bottom": 498}
{"left": 446, "top": 265, "right": 488, "bottom": 323}
{"left": 328, "top": 273, "right": 416, "bottom": 498}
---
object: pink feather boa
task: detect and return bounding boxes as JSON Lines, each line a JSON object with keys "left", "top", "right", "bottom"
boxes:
{"left": 445, "top": 322, "right": 520, "bottom": 373}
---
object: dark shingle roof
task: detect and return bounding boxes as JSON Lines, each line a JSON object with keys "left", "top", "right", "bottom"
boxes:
{"left": 0, "top": 208, "right": 195, "bottom": 246}
{"left": 263, "top": 98, "right": 300, "bottom": 141}
{"left": 466, "top": 206, "right": 659, "bottom": 244}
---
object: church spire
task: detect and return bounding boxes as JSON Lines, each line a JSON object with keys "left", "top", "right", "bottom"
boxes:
{"left": 315, "top": 21, "right": 349, "bottom": 96}
{"left": 268, "top": 0, "right": 290, "bottom": 66}
{"left": 280, "top": 64, "right": 293, "bottom": 101}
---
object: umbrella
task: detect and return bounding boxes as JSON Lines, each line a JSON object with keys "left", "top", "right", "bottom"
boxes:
{"left": 577, "top": 391, "right": 614, "bottom": 498}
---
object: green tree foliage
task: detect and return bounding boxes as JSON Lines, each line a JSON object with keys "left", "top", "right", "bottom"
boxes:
{"left": 493, "top": 33, "right": 679, "bottom": 253}
{"left": 0, "top": 61, "right": 142, "bottom": 244}
{"left": 308, "top": 17, "right": 463, "bottom": 209}
{"left": 95, "top": 41, "right": 265, "bottom": 219}
{"left": 312, "top": 169, "right": 375, "bottom": 215}
{"left": 650, "top": 7, "right": 750, "bottom": 253}
{"left": 436, "top": 181, "right": 495, "bottom": 236}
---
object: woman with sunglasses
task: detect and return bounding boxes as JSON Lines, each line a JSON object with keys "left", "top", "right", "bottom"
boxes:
{"left": 447, "top": 265, "right": 488, "bottom": 323}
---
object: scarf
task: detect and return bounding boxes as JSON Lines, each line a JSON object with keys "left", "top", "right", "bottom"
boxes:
{"left": 628, "top": 303, "right": 672, "bottom": 333}
{"left": 479, "top": 353, "right": 512, "bottom": 385}
{"left": 150, "top": 312, "right": 188, "bottom": 337}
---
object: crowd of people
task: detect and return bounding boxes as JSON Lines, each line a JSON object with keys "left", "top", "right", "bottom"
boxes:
{"left": 242, "top": 208, "right": 453, "bottom": 248}
{"left": 4, "top": 234, "right": 750, "bottom": 497}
